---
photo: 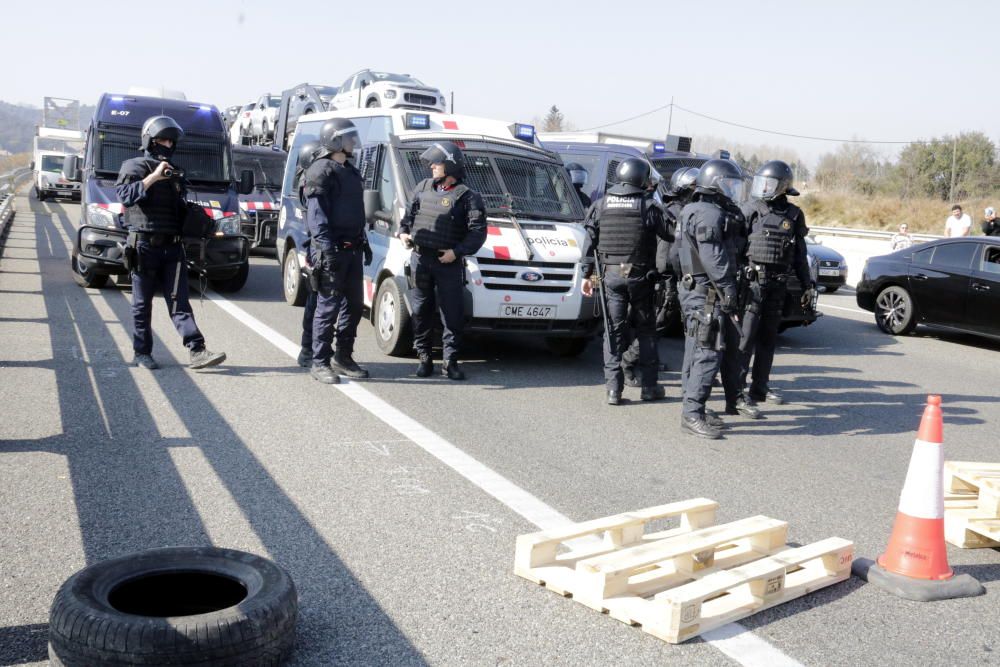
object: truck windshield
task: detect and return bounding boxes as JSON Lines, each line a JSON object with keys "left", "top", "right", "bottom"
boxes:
{"left": 401, "top": 147, "right": 584, "bottom": 221}
{"left": 93, "top": 126, "right": 231, "bottom": 184}
{"left": 41, "top": 155, "right": 65, "bottom": 173}
{"left": 234, "top": 152, "right": 285, "bottom": 190}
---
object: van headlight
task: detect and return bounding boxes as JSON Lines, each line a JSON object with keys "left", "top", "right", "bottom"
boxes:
{"left": 384, "top": 90, "right": 397, "bottom": 100}
{"left": 86, "top": 203, "right": 119, "bottom": 229}
{"left": 216, "top": 214, "right": 241, "bottom": 236}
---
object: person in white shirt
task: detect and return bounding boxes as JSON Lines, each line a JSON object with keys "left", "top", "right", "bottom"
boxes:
{"left": 945, "top": 205, "right": 972, "bottom": 237}
{"left": 891, "top": 223, "right": 913, "bottom": 250}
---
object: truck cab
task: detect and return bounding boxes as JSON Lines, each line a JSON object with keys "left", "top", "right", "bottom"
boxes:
{"left": 276, "top": 108, "right": 601, "bottom": 356}
{"left": 233, "top": 145, "right": 286, "bottom": 251}
{"left": 64, "top": 92, "right": 253, "bottom": 291}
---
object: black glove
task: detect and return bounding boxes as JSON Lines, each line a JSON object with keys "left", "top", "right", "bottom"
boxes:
{"left": 646, "top": 270, "right": 661, "bottom": 283}
{"left": 363, "top": 243, "right": 373, "bottom": 266}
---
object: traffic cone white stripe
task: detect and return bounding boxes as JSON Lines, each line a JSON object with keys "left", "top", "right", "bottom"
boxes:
{"left": 897, "top": 439, "right": 945, "bottom": 520}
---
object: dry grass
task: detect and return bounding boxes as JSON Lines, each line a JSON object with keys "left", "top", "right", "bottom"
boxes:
{"left": 799, "top": 190, "right": 996, "bottom": 235}
{"left": 0, "top": 152, "right": 30, "bottom": 175}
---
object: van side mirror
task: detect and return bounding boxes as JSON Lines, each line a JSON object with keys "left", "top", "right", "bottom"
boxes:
{"left": 239, "top": 169, "right": 255, "bottom": 195}
{"left": 62, "top": 155, "right": 81, "bottom": 182}
{"left": 363, "top": 189, "right": 382, "bottom": 224}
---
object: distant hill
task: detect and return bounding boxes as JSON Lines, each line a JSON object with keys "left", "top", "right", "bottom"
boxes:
{"left": 0, "top": 101, "right": 96, "bottom": 154}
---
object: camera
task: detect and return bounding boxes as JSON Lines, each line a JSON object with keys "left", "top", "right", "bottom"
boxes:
{"left": 163, "top": 166, "right": 184, "bottom": 179}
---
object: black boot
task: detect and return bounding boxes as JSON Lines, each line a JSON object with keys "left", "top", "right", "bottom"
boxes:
{"left": 190, "top": 347, "right": 226, "bottom": 369}
{"left": 133, "top": 353, "right": 159, "bottom": 370}
{"left": 726, "top": 396, "right": 763, "bottom": 420}
{"left": 681, "top": 416, "right": 722, "bottom": 439}
{"left": 704, "top": 409, "right": 725, "bottom": 428}
{"left": 607, "top": 389, "right": 622, "bottom": 405}
{"left": 640, "top": 385, "right": 666, "bottom": 401}
{"left": 332, "top": 352, "right": 369, "bottom": 379}
{"left": 415, "top": 355, "right": 434, "bottom": 378}
{"left": 296, "top": 348, "right": 312, "bottom": 368}
{"left": 443, "top": 360, "right": 466, "bottom": 381}
{"left": 310, "top": 363, "right": 340, "bottom": 385}
{"left": 623, "top": 368, "right": 641, "bottom": 388}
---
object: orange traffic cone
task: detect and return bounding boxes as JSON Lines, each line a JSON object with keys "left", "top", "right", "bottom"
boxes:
{"left": 877, "top": 395, "right": 953, "bottom": 579}
{"left": 852, "top": 395, "right": 984, "bottom": 601}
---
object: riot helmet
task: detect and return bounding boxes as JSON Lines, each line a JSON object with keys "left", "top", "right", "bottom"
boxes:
{"left": 670, "top": 166, "right": 699, "bottom": 195}
{"left": 317, "top": 118, "right": 363, "bottom": 157}
{"left": 420, "top": 141, "right": 465, "bottom": 179}
{"left": 565, "top": 162, "right": 588, "bottom": 187}
{"left": 295, "top": 140, "right": 321, "bottom": 206}
{"left": 694, "top": 159, "right": 745, "bottom": 203}
{"left": 751, "top": 160, "right": 799, "bottom": 200}
{"left": 610, "top": 158, "right": 651, "bottom": 195}
{"left": 141, "top": 115, "right": 184, "bottom": 159}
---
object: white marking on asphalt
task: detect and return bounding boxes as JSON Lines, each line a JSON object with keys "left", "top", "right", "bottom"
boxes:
{"left": 206, "top": 291, "right": 804, "bottom": 667}
{"left": 821, "top": 303, "right": 869, "bottom": 316}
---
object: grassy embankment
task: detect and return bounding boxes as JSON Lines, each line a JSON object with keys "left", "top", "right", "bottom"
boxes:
{"left": 799, "top": 191, "right": 995, "bottom": 235}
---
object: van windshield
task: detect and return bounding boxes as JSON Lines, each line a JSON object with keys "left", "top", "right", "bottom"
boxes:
{"left": 401, "top": 145, "right": 584, "bottom": 221}
{"left": 234, "top": 151, "right": 286, "bottom": 190}
{"left": 93, "top": 126, "right": 231, "bottom": 184}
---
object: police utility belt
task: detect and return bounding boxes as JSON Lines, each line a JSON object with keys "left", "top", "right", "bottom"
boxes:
{"left": 748, "top": 264, "right": 789, "bottom": 282}
{"left": 134, "top": 231, "right": 183, "bottom": 247}
{"left": 323, "top": 239, "right": 363, "bottom": 253}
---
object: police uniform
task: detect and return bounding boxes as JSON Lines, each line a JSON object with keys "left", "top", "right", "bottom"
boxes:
{"left": 303, "top": 155, "right": 368, "bottom": 377}
{"left": 739, "top": 194, "right": 811, "bottom": 402}
{"left": 400, "top": 176, "right": 487, "bottom": 376}
{"left": 587, "top": 183, "right": 668, "bottom": 403}
{"left": 574, "top": 184, "right": 592, "bottom": 209}
{"left": 115, "top": 116, "right": 224, "bottom": 371}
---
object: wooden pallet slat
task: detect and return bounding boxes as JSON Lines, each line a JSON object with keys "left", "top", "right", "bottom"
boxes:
{"left": 944, "top": 461, "right": 1000, "bottom": 517}
{"left": 943, "top": 461, "right": 1000, "bottom": 548}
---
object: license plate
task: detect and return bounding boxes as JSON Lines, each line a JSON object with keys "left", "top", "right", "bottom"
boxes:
{"left": 499, "top": 304, "right": 554, "bottom": 319}
{"left": 819, "top": 268, "right": 840, "bottom": 276}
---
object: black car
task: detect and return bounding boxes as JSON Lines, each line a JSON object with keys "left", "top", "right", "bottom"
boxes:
{"left": 805, "top": 236, "right": 847, "bottom": 292}
{"left": 856, "top": 237, "right": 1000, "bottom": 340}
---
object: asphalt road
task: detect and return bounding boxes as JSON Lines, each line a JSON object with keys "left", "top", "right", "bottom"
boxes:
{"left": 2, "top": 195, "right": 999, "bottom": 666}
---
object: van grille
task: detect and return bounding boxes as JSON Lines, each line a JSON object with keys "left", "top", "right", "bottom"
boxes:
{"left": 404, "top": 93, "right": 439, "bottom": 106}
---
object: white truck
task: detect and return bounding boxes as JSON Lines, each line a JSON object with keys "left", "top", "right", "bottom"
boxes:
{"left": 32, "top": 126, "right": 84, "bottom": 201}
{"left": 276, "top": 108, "right": 601, "bottom": 356}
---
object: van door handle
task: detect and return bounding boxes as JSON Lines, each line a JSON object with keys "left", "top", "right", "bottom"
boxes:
{"left": 913, "top": 273, "right": 929, "bottom": 281}
{"left": 972, "top": 282, "right": 991, "bottom": 291}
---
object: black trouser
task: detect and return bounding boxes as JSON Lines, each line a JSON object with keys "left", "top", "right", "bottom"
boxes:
{"left": 301, "top": 289, "right": 317, "bottom": 352}
{"left": 131, "top": 241, "right": 204, "bottom": 355}
{"left": 410, "top": 250, "right": 466, "bottom": 362}
{"left": 310, "top": 248, "right": 364, "bottom": 365}
{"left": 602, "top": 265, "right": 656, "bottom": 391}
{"left": 740, "top": 274, "right": 787, "bottom": 399}
{"left": 679, "top": 285, "right": 719, "bottom": 419}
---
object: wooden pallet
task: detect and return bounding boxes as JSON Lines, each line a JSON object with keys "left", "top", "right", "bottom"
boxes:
{"left": 944, "top": 461, "right": 1000, "bottom": 548}
{"left": 514, "top": 499, "right": 853, "bottom": 644}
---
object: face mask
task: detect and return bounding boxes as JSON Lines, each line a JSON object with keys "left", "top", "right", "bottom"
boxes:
{"left": 150, "top": 142, "right": 175, "bottom": 160}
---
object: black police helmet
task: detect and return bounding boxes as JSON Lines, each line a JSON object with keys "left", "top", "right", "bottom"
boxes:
{"left": 564, "top": 162, "right": 588, "bottom": 187}
{"left": 669, "top": 166, "right": 699, "bottom": 195}
{"left": 297, "top": 140, "right": 321, "bottom": 173}
{"left": 694, "top": 159, "right": 745, "bottom": 203}
{"left": 751, "top": 160, "right": 799, "bottom": 200}
{"left": 318, "top": 118, "right": 362, "bottom": 155}
{"left": 420, "top": 141, "right": 465, "bottom": 179}
{"left": 608, "top": 158, "right": 650, "bottom": 195}
{"left": 140, "top": 115, "right": 183, "bottom": 154}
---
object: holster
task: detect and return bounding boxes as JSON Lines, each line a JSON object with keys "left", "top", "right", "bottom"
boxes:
{"left": 697, "top": 291, "right": 721, "bottom": 350}
{"left": 403, "top": 259, "right": 416, "bottom": 290}
{"left": 122, "top": 230, "right": 140, "bottom": 273}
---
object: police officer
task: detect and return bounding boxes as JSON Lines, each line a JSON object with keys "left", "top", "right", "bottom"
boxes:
{"left": 116, "top": 116, "right": 226, "bottom": 371}
{"left": 293, "top": 140, "right": 321, "bottom": 368}
{"left": 739, "top": 160, "right": 815, "bottom": 407}
{"left": 677, "top": 159, "right": 744, "bottom": 437}
{"left": 584, "top": 158, "right": 669, "bottom": 405}
{"left": 303, "top": 119, "right": 372, "bottom": 384}
{"left": 398, "top": 142, "right": 487, "bottom": 380}
{"left": 565, "top": 162, "right": 592, "bottom": 208}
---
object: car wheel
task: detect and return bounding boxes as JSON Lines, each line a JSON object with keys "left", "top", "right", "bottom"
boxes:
{"left": 283, "top": 247, "right": 308, "bottom": 306}
{"left": 374, "top": 277, "right": 413, "bottom": 356}
{"left": 71, "top": 253, "right": 109, "bottom": 289}
{"left": 210, "top": 260, "right": 249, "bottom": 293}
{"left": 366, "top": 98, "right": 381, "bottom": 108}
{"left": 874, "top": 285, "right": 916, "bottom": 335}
{"left": 545, "top": 337, "right": 590, "bottom": 357}
{"left": 48, "top": 546, "right": 297, "bottom": 667}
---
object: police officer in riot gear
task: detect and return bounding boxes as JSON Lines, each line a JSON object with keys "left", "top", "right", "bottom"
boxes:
{"left": 398, "top": 141, "right": 487, "bottom": 380}
{"left": 565, "top": 162, "right": 592, "bottom": 208}
{"left": 677, "top": 159, "right": 744, "bottom": 437}
{"left": 116, "top": 115, "right": 226, "bottom": 371}
{"left": 293, "top": 140, "right": 322, "bottom": 368}
{"left": 739, "top": 160, "right": 815, "bottom": 406}
{"left": 584, "top": 158, "right": 670, "bottom": 405}
{"left": 303, "top": 118, "right": 372, "bottom": 384}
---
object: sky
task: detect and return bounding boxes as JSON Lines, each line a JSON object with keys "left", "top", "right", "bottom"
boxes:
{"left": 4, "top": 0, "right": 999, "bottom": 167}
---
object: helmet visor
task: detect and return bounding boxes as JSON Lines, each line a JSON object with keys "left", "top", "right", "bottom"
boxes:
{"left": 717, "top": 177, "right": 745, "bottom": 202}
{"left": 569, "top": 168, "right": 588, "bottom": 186}
{"left": 336, "top": 127, "right": 363, "bottom": 154}
{"left": 751, "top": 175, "right": 781, "bottom": 199}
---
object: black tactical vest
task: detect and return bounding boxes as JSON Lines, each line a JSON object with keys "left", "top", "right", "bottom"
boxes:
{"left": 597, "top": 193, "right": 654, "bottom": 265}
{"left": 747, "top": 201, "right": 799, "bottom": 266}
{"left": 121, "top": 158, "right": 184, "bottom": 235}
{"left": 411, "top": 178, "right": 471, "bottom": 250}
{"left": 320, "top": 159, "right": 367, "bottom": 242}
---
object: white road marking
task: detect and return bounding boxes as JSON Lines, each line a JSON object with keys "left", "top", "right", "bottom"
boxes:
{"left": 821, "top": 303, "right": 870, "bottom": 316}
{"left": 206, "top": 290, "right": 803, "bottom": 667}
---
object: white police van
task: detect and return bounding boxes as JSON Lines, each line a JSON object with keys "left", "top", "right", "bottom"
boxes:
{"left": 276, "top": 108, "right": 601, "bottom": 356}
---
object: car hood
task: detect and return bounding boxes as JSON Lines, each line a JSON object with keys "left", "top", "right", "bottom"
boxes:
{"left": 373, "top": 82, "right": 441, "bottom": 95}
{"left": 808, "top": 244, "right": 845, "bottom": 262}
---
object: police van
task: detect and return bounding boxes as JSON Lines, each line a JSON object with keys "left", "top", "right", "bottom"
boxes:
{"left": 63, "top": 92, "right": 254, "bottom": 291}
{"left": 276, "top": 108, "right": 601, "bottom": 356}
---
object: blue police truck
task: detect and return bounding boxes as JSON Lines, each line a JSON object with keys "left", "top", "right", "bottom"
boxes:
{"left": 64, "top": 92, "right": 254, "bottom": 291}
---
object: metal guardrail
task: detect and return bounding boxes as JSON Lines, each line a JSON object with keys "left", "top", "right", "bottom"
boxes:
{"left": 810, "top": 225, "right": 941, "bottom": 243}
{"left": 0, "top": 191, "right": 16, "bottom": 236}
{"left": 0, "top": 167, "right": 32, "bottom": 194}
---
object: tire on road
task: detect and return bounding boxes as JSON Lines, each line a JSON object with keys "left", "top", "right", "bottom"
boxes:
{"left": 48, "top": 546, "right": 297, "bottom": 667}
{"left": 545, "top": 337, "right": 590, "bottom": 357}
{"left": 874, "top": 284, "right": 916, "bottom": 335}
{"left": 71, "top": 253, "right": 109, "bottom": 289}
{"left": 374, "top": 276, "right": 413, "bottom": 356}
{"left": 282, "top": 247, "right": 308, "bottom": 306}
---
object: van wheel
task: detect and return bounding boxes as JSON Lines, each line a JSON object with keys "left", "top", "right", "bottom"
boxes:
{"left": 366, "top": 98, "right": 381, "bottom": 108}
{"left": 545, "top": 337, "right": 590, "bottom": 357}
{"left": 211, "top": 261, "right": 249, "bottom": 293}
{"left": 283, "top": 248, "right": 308, "bottom": 306}
{"left": 48, "top": 546, "right": 297, "bottom": 667}
{"left": 71, "top": 253, "right": 108, "bottom": 289}
{"left": 374, "top": 278, "right": 413, "bottom": 356}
